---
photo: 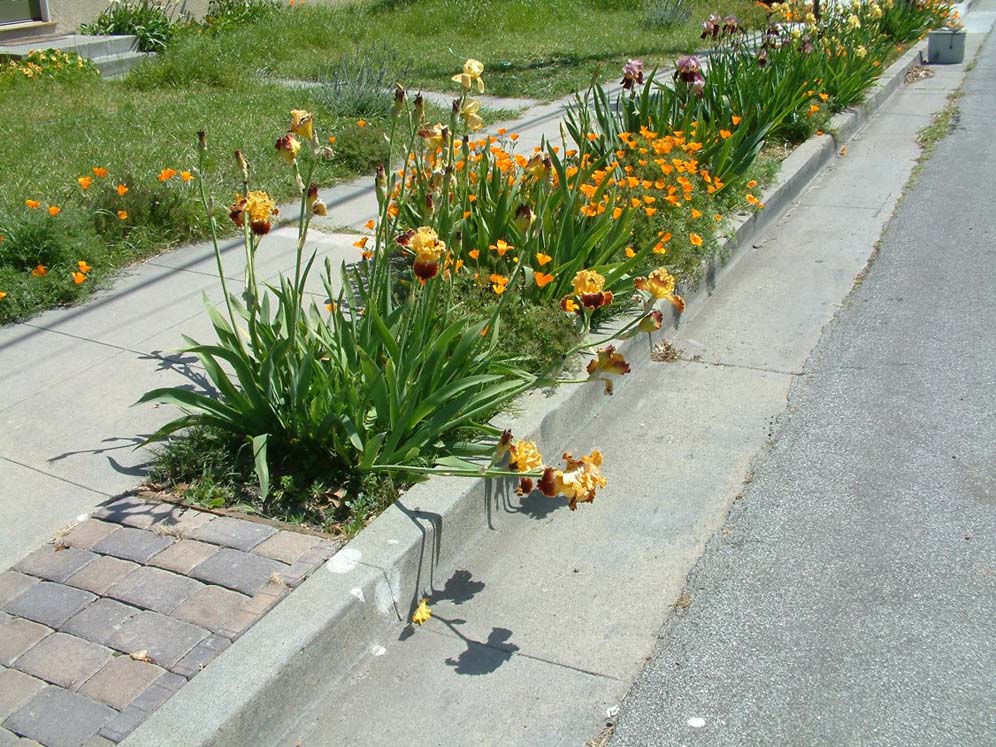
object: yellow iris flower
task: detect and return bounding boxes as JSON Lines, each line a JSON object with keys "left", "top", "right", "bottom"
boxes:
{"left": 460, "top": 98, "right": 484, "bottom": 132}
{"left": 452, "top": 58, "right": 485, "bottom": 92}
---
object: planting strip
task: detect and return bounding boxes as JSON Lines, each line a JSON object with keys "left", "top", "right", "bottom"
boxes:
{"left": 120, "top": 30, "right": 941, "bottom": 747}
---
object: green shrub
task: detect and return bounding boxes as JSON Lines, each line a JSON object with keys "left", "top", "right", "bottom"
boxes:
{"left": 0, "top": 211, "right": 77, "bottom": 272}
{"left": 643, "top": 0, "right": 691, "bottom": 28}
{"left": 879, "top": 0, "right": 952, "bottom": 43}
{"left": 204, "top": 0, "right": 281, "bottom": 31}
{"left": 312, "top": 45, "right": 411, "bottom": 120}
{"left": 80, "top": 0, "right": 189, "bottom": 53}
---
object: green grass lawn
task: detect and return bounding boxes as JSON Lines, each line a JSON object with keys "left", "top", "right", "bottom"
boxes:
{"left": 0, "top": 73, "right": 397, "bottom": 322}
{"left": 146, "top": 0, "right": 766, "bottom": 100}
{"left": 0, "top": 80, "right": 383, "bottom": 213}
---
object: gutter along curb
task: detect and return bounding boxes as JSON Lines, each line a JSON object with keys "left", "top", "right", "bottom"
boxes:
{"left": 122, "top": 43, "right": 929, "bottom": 747}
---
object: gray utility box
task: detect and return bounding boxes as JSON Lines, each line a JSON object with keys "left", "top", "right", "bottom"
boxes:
{"left": 928, "top": 29, "right": 966, "bottom": 64}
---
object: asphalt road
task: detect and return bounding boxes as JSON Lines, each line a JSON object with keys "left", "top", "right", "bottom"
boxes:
{"left": 610, "top": 25, "right": 996, "bottom": 747}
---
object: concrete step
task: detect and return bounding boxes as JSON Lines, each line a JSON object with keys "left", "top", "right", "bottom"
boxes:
{"left": 0, "top": 33, "right": 139, "bottom": 61}
{"left": 93, "top": 50, "right": 150, "bottom": 78}
{"left": 0, "top": 20, "right": 58, "bottom": 44}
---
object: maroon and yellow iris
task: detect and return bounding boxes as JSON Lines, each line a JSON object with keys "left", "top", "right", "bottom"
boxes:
{"left": 398, "top": 226, "right": 446, "bottom": 282}
{"left": 230, "top": 191, "right": 278, "bottom": 236}
{"left": 561, "top": 269, "right": 613, "bottom": 312}
{"left": 537, "top": 451, "right": 607, "bottom": 510}
{"left": 586, "top": 345, "right": 631, "bottom": 395}
{"left": 634, "top": 268, "right": 685, "bottom": 312}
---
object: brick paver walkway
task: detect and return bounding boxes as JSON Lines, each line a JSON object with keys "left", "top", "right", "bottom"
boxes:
{"left": 0, "top": 496, "right": 338, "bottom": 746}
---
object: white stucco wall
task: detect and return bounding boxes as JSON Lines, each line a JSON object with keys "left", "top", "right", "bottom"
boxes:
{"left": 47, "top": 0, "right": 210, "bottom": 33}
{"left": 47, "top": 0, "right": 355, "bottom": 34}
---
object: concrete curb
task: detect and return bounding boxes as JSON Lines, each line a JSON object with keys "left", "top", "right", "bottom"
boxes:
{"left": 123, "top": 38, "right": 933, "bottom": 747}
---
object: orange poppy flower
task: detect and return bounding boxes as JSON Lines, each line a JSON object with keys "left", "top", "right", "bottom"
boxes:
{"left": 92, "top": 167, "right": 108, "bottom": 178}
{"left": 31, "top": 264, "right": 48, "bottom": 277}
{"left": 48, "top": 206, "right": 61, "bottom": 217}
{"left": 78, "top": 176, "right": 93, "bottom": 190}
{"left": 534, "top": 272, "right": 555, "bottom": 288}
{"left": 24, "top": 199, "right": 40, "bottom": 209}
{"left": 490, "top": 240, "right": 513, "bottom": 257}
{"left": 490, "top": 273, "right": 509, "bottom": 295}
{"left": 690, "top": 233, "right": 703, "bottom": 247}
{"left": 78, "top": 260, "right": 92, "bottom": 273}
{"left": 72, "top": 272, "right": 87, "bottom": 285}
{"left": 117, "top": 210, "right": 128, "bottom": 221}
{"left": 116, "top": 184, "right": 129, "bottom": 196}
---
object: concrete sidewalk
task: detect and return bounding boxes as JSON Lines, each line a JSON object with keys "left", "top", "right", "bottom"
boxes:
{"left": 0, "top": 87, "right": 592, "bottom": 573}
{"left": 272, "top": 5, "right": 996, "bottom": 746}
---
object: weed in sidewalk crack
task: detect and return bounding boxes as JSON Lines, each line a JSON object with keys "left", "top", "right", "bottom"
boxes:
{"left": 585, "top": 721, "right": 616, "bottom": 747}
{"left": 651, "top": 339, "right": 681, "bottom": 362}
{"left": 904, "top": 65, "right": 935, "bottom": 85}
